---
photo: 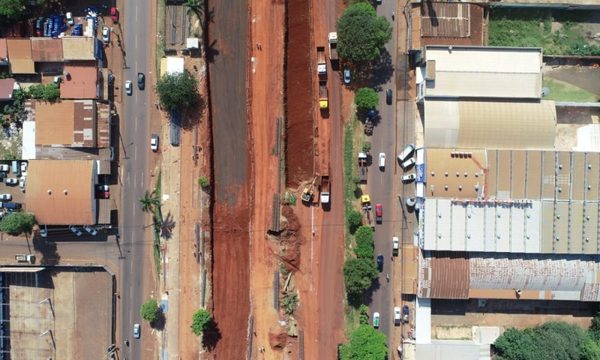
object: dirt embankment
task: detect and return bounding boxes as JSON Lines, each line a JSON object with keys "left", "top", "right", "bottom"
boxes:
{"left": 280, "top": 206, "right": 304, "bottom": 272}
{"left": 285, "top": 0, "right": 315, "bottom": 187}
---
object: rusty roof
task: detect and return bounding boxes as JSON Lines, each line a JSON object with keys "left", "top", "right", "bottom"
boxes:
{"left": 31, "top": 100, "right": 96, "bottom": 147}
{"left": 6, "top": 38, "right": 35, "bottom": 74}
{"left": 421, "top": 3, "right": 470, "bottom": 38}
{"left": 0, "top": 79, "right": 15, "bottom": 100}
{"left": 61, "top": 62, "right": 98, "bottom": 99}
{"left": 31, "top": 38, "right": 63, "bottom": 62}
{"left": 25, "top": 160, "right": 96, "bottom": 225}
{"left": 0, "top": 38, "right": 8, "bottom": 60}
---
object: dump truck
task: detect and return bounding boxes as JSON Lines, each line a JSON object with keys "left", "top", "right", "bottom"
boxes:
{"left": 328, "top": 32, "right": 338, "bottom": 63}
{"left": 358, "top": 152, "right": 368, "bottom": 182}
{"left": 319, "top": 84, "right": 329, "bottom": 110}
{"left": 317, "top": 46, "right": 327, "bottom": 80}
{"left": 361, "top": 194, "right": 373, "bottom": 228}
{"left": 320, "top": 175, "right": 330, "bottom": 204}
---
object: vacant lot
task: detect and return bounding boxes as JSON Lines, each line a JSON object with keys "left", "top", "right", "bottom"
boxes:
{"left": 489, "top": 9, "right": 600, "bottom": 56}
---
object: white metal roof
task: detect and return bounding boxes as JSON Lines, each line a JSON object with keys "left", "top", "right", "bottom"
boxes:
{"left": 423, "top": 45, "right": 542, "bottom": 99}
{"left": 22, "top": 120, "right": 36, "bottom": 160}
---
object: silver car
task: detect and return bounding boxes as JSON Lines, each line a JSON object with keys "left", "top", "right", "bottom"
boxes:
{"left": 133, "top": 323, "right": 141, "bottom": 339}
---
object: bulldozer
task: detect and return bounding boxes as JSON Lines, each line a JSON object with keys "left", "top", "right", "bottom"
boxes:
{"left": 301, "top": 175, "right": 319, "bottom": 204}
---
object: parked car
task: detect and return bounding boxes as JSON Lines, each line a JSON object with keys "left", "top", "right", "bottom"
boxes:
{"left": 392, "top": 236, "right": 399, "bottom": 256}
{"left": 372, "top": 312, "right": 380, "bottom": 328}
{"left": 5, "top": 178, "right": 18, "bottom": 186}
{"left": 405, "top": 197, "right": 416, "bottom": 208}
{"left": 3, "top": 202, "right": 21, "bottom": 210}
{"left": 376, "top": 254, "right": 384, "bottom": 271}
{"left": 102, "top": 26, "right": 110, "bottom": 44}
{"left": 96, "top": 184, "right": 110, "bottom": 199}
{"left": 125, "top": 80, "right": 132, "bottom": 95}
{"left": 35, "top": 17, "right": 44, "bottom": 36}
{"left": 20, "top": 161, "right": 27, "bottom": 175}
{"left": 69, "top": 225, "right": 82, "bottom": 236}
{"left": 386, "top": 89, "right": 392, "bottom": 105}
{"left": 402, "top": 305, "right": 410, "bottom": 323}
{"left": 150, "top": 134, "right": 159, "bottom": 152}
{"left": 402, "top": 173, "right": 416, "bottom": 183}
{"left": 0, "top": 194, "right": 11, "bottom": 201}
{"left": 375, "top": 203, "right": 383, "bottom": 223}
{"left": 133, "top": 323, "right": 141, "bottom": 339}
{"left": 137, "top": 72, "right": 145, "bottom": 90}
{"left": 0, "top": 164, "right": 8, "bottom": 172}
{"left": 39, "top": 225, "right": 48, "bottom": 238}
{"left": 378, "top": 152, "right": 386, "bottom": 169}
{"left": 111, "top": 7, "right": 119, "bottom": 23}
{"left": 401, "top": 157, "right": 415, "bottom": 170}
{"left": 83, "top": 225, "right": 97, "bottom": 236}
{"left": 398, "top": 144, "right": 415, "bottom": 163}
{"left": 394, "top": 306, "right": 402, "bottom": 326}
{"left": 343, "top": 68, "right": 351, "bottom": 84}
{"left": 66, "top": 12, "right": 74, "bottom": 25}
{"left": 19, "top": 177, "right": 25, "bottom": 191}
{"left": 72, "top": 23, "right": 83, "bottom": 36}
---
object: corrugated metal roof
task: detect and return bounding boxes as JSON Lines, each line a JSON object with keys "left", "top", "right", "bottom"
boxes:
{"left": 423, "top": 46, "right": 542, "bottom": 99}
{"left": 421, "top": 3, "right": 470, "bottom": 38}
{"left": 424, "top": 100, "right": 556, "bottom": 149}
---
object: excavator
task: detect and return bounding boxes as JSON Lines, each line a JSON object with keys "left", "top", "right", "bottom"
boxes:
{"left": 301, "top": 175, "right": 319, "bottom": 204}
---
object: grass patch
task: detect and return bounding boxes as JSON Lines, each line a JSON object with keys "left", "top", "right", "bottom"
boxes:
{"left": 489, "top": 8, "right": 600, "bottom": 56}
{"left": 543, "top": 77, "right": 599, "bottom": 102}
{"left": 343, "top": 117, "right": 356, "bottom": 240}
{"left": 155, "top": 0, "right": 166, "bottom": 74}
{"left": 152, "top": 172, "right": 163, "bottom": 274}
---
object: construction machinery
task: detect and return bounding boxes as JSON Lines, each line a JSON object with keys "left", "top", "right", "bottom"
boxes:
{"left": 302, "top": 175, "right": 319, "bottom": 204}
{"left": 361, "top": 194, "right": 374, "bottom": 228}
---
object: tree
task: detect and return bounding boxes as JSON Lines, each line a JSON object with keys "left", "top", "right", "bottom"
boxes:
{"left": 198, "top": 176, "right": 209, "bottom": 188}
{"left": 139, "top": 190, "right": 160, "bottom": 213}
{"left": 362, "top": 142, "right": 371, "bottom": 152}
{"left": 589, "top": 312, "right": 600, "bottom": 341}
{"left": 354, "top": 225, "right": 374, "bottom": 259}
{"left": 0, "top": 212, "right": 35, "bottom": 235}
{"left": 185, "top": 0, "right": 206, "bottom": 29}
{"left": 340, "top": 324, "right": 387, "bottom": 360}
{"left": 580, "top": 335, "right": 600, "bottom": 360}
{"left": 156, "top": 71, "right": 199, "bottom": 113}
{"left": 140, "top": 299, "right": 160, "bottom": 323}
{"left": 281, "top": 292, "right": 299, "bottom": 315}
{"left": 27, "top": 83, "right": 60, "bottom": 102}
{"left": 337, "top": 3, "right": 392, "bottom": 62}
{"left": 358, "top": 304, "right": 369, "bottom": 325}
{"left": 191, "top": 308, "right": 212, "bottom": 336}
{"left": 0, "top": 0, "right": 26, "bottom": 22}
{"left": 347, "top": 209, "right": 362, "bottom": 234}
{"left": 355, "top": 87, "right": 379, "bottom": 111}
{"left": 343, "top": 258, "right": 377, "bottom": 296}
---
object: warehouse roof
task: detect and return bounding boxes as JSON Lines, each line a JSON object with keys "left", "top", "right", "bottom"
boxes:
{"left": 31, "top": 38, "right": 63, "bottom": 62}
{"left": 419, "top": 251, "right": 600, "bottom": 302}
{"left": 26, "top": 160, "right": 97, "bottom": 225}
{"left": 422, "top": 45, "right": 542, "bottom": 99}
{"left": 32, "top": 100, "right": 96, "bottom": 147}
{"left": 7, "top": 38, "right": 35, "bottom": 74}
{"left": 62, "top": 37, "right": 96, "bottom": 60}
{"left": 423, "top": 149, "right": 600, "bottom": 254}
{"left": 424, "top": 99, "right": 556, "bottom": 149}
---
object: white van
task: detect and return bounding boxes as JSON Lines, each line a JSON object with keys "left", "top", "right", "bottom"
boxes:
{"left": 379, "top": 153, "right": 386, "bottom": 168}
{"left": 11, "top": 161, "right": 19, "bottom": 176}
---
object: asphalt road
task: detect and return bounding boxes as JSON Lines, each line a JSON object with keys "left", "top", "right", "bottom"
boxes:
{"left": 119, "top": 1, "right": 152, "bottom": 358}
{"left": 369, "top": 0, "right": 399, "bottom": 349}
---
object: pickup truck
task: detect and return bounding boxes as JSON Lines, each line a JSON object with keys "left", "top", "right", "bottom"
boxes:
{"left": 15, "top": 254, "right": 35, "bottom": 264}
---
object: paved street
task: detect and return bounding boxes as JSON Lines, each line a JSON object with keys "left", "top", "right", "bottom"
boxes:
{"left": 369, "top": 0, "right": 400, "bottom": 350}
{"left": 119, "top": 0, "right": 153, "bottom": 359}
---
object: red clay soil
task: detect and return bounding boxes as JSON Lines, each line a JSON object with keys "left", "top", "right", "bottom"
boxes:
{"left": 210, "top": 193, "right": 250, "bottom": 358}
{"left": 285, "top": 0, "right": 315, "bottom": 187}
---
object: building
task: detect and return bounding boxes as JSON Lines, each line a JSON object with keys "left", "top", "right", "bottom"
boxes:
{"left": 25, "top": 160, "right": 97, "bottom": 225}
{"left": 0, "top": 79, "right": 18, "bottom": 101}
{"left": 61, "top": 62, "right": 99, "bottom": 99}
{"left": 6, "top": 38, "right": 35, "bottom": 74}
{"left": 30, "top": 100, "right": 98, "bottom": 148}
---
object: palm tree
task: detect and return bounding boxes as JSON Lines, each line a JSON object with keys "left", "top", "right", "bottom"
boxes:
{"left": 139, "top": 190, "right": 160, "bottom": 213}
{"left": 185, "top": 0, "right": 206, "bottom": 29}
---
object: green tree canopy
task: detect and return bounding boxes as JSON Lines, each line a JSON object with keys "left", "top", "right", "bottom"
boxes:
{"left": 354, "top": 225, "right": 374, "bottom": 259}
{"left": 0, "top": 0, "right": 26, "bottom": 22}
{"left": 27, "top": 83, "right": 60, "bottom": 102}
{"left": 347, "top": 209, "right": 362, "bottom": 234}
{"left": 337, "top": 3, "right": 392, "bottom": 62}
{"left": 156, "top": 70, "right": 199, "bottom": 113}
{"left": 140, "top": 190, "right": 160, "bottom": 213}
{"left": 340, "top": 324, "right": 388, "bottom": 360}
{"left": 343, "top": 258, "right": 377, "bottom": 296}
{"left": 140, "top": 299, "right": 160, "bottom": 323}
{"left": 0, "top": 212, "right": 35, "bottom": 235}
{"left": 191, "top": 308, "right": 212, "bottom": 336}
{"left": 354, "top": 87, "right": 379, "bottom": 111}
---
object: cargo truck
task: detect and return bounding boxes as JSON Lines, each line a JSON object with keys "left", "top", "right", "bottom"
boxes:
{"left": 328, "top": 32, "right": 338, "bottom": 64}
{"left": 320, "top": 175, "right": 330, "bottom": 204}
{"left": 319, "top": 84, "right": 329, "bottom": 110}
{"left": 361, "top": 195, "right": 374, "bottom": 228}
{"left": 358, "top": 152, "right": 368, "bottom": 183}
{"left": 316, "top": 46, "right": 327, "bottom": 80}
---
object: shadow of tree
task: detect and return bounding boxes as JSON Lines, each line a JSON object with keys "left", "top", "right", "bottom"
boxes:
{"left": 201, "top": 318, "right": 222, "bottom": 350}
{"left": 150, "top": 310, "right": 166, "bottom": 331}
{"left": 181, "top": 95, "right": 207, "bottom": 130}
{"left": 32, "top": 237, "right": 60, "bottom": 265}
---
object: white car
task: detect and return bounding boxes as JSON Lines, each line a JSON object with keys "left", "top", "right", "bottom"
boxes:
{"left": 394, "top": 306, "right": 402, "bottom": 326}
{"left": 19, "top": 177, "right": 25, "bottom": 191}
{"left": 125, "top": 80, "right": 132, "bottom": 96}
{"left": 343, "top": 68, "right": 351, "bottom": 84}
{"left": 372, "top": 312, "right": 380, "bottom": 328}
{"left": 401, "top": 157, "right": 415, "bottom": 170}
{"left": 392, "top": 236, "right": 399, "bottom": 255}
{"left": 398, "top": 144, "right": 415, "bottom": 163}
{"left": 378, "top": 153, "right": 386, "bottom": 168}
{"left": 39, "top": 225, "right": 48, "bottom": 238}
{"left": 0, "top": 194, "right": 11, "bottom": 201}
{"left": 5, "top": 178, "right": 17, "bottom": 186}
{"left": 20, "top": 161, "right": 27, "bottom": 175}
{"left": 133, "top": 323, "right": 141, "bottom": 339}
{"left": 66, "top": 12, "right": 74, "bottom": 25}
{"left": 102, "top": 26, "right": 110, "bottom": 44}
{"left": 151, "top": 134, "right": 159, "bottom": 152}
{"left": 69, "top": 225, "right": 82, "bottom": 236}
{"left": 0, "top": 164, "right": 8, "bottom": 172}
{"left": 83, "top": 225, "right": 97, "bottom": 236}
{"left": 402, "top": 173, "right": 416, "bottom": 183}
